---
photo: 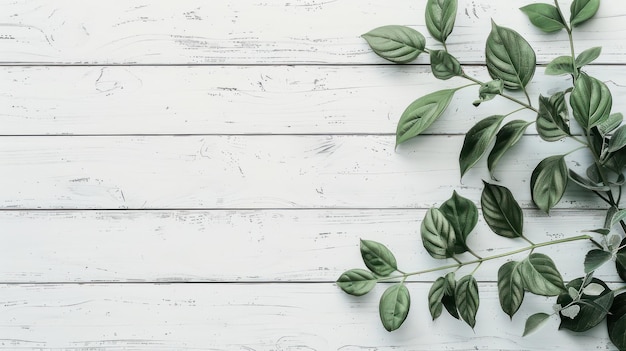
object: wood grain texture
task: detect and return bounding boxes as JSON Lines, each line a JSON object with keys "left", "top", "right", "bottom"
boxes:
{"left": 1, "top": 209, "right": 617, "bottom": 283}
{"left": 0, "top": 0, "right": 624, "bottom": 65}
{"left": 2, "top": 65, "right": 625, "bottom": 135}
{"left": 0, "top": 283, "right": 615, "bottom": 350}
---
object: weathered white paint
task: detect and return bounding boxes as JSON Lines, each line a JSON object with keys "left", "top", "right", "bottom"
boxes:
{"left": 0, "top": 0, "right": 624, "bottom": 64}
{"left": 1, "top": 65, "right": 625, "bottom": 135}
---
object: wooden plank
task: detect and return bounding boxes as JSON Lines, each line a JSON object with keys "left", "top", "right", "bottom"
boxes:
{"left": 0, "top": 209, "right": 617, "bottom": 283}
{"left": 0, "top": 134, "right": 605, "bottom": 209}
{"left": 0, "top": 282, "right": 615, "bottom": 350}
{"left": 0, "top": 0, "right": 624, "bottom": 65}
{"left": 2, "top": 65, "right": 625, "bottom": 135}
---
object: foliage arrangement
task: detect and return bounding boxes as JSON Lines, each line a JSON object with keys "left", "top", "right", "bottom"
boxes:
{"left": 336, "top": 0, "right": 626, "bottom": 349}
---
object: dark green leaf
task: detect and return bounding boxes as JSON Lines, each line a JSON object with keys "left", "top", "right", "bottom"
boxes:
{"left": 473, "top": 79, "right": 503, "bottom": 106}
{"left": 396, "top": 89, "right": 456, "bottom": 145}
{"left": 520, "top": 3, "right": 566, "bottom": 32}
{"left": 607, "top": 292, "right": 626, "bottom": 350}
{"left": 545, "top": 56, "right": 575, "bottom": 76}
{"left": 481, "top": 182, "right": 524, "bottom": 238}
{"left": 379, "top": 283, "right": 411, "bottom": 331}
{"left": 336, "top": 269, "right": 378, "bottom": 296}
{"left": 598, "top": 113, "right": 623, "bottom": 136}
{"left": 536, "top": 93, "right": 570, "bottom": 142}
{"left": 439, "top": 191, "right": 478, "bottom": 254}
{"left": 530, "top": 155, "right": 568, "bottom": 213}
{"left": 498, "top": 261, "right": 525, "bottom": 318}
{"left": 585, "top": 228, "right": 610, "bottom": 235}
{"left": 584, "top": 249, "right": 613, "bottom": 273}
{"left": 570, "top": 0, "right": 600, "bottom": 27}
{"left": 608, "top": 125, "right": 626, "bottom": 152}
{"left": 360, "top": 239, "right": 397, "bottom": 276}
{"left": 460, "top": 115, "right": 505, "bottom": 177}
{"left": 430, "top": 50, "right": 463, "bottom": 80}
{"left": 570, "top": 72, "right": 612, "bottom": 130}
{"left": 442, "top": 272, "right": 460, "bottom": 319}
{"left": 428, "top": 277, "right": 446, "bottom": 320}
{"left": 421, "top": 208, "right": 456, "bottom": 259}
{"left": 485, "top": 21, "right": 536, "bottom": 90}
{"left": 569, "top": 169, "right": 610, "bottom": 192}
{"left": 455, "top": 275, "right": 479, "bottom": 328}
{"left": 617, "top": 238, "right": 626, "bottom": 283}
{"left": 523, "top": 313, "right": 551, "bottom": 336}
{"left": 520, "top": 253, "right": 566, "bottom": 296}
{"left": 425, "top": 0, "right": 458, "bottom": 43}
{"left": 488, "top": 120, "right": 531, "bottom": 179}
{"left": 576, "top": 46, "right": 602, "bottom": 68}
{"left": 362, "top": 25, "right": 426, "bottom": 63}
{"left": 557, "top": 277, "right": 613, "bottom": 332}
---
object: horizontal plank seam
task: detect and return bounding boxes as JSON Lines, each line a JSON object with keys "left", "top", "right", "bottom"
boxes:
{"left": 0, "top": 207, "right": 609, "bottom": 212}
{"left": 0, "top": 280, "right": 622, "bottom": 285}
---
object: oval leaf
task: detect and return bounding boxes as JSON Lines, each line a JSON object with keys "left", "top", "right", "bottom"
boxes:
{"left": 607, "top": 292, "right": 626, "bottom": 350}
{"left": 488, "top": 120, "right": 531, "bottom": 179}
{"left": 485, "top": 21, "right": 536, "bottom": 90}
{"left": 396, "top": 89, "right": 456, "bottom": 146}
{"left": 360, "top": 239, "right": 397, "bottom": 276}
{"left": 430, "top": 50, "right": 462, "bottom": 80}
{"left": 582, "top": 283, "right": 606, "bottom": 296}
{"left": 608, "top": 124, "right": 626, "bottom": 152}
{"left": 530, "top": 155, "right": 568, "bottom": 213}
{"left": 576, "top": 46, "right": 602, "bottom": 68}
{"left": 569, "top": 169, "right": 610, "bottom": 192}
{"left": 570, "top": 0, "right": 600, "bottom": 27}
{"left": 362, "top": 25, "right": 426, "bottom": 63}
{"left": 498, "top": 261, "right": 525, "bottom": 318}
{"left": 428, "top": 277, "right": 446, "bottom": 320}
{"left": 439, "top": 191, "right": 478, "bottom": 254}
{"left": 570, "top": 72, "right": 612, "bottom": 130}
{"left": 523, "top": 312, "right": 551, "bottom": 336}
{"left": 520, "top": 3, "right": 566, "bottom": 33}
{"left": 545, "top": 56, "right": 575, "bottom": 76}
{"left": 598, "top": 112, "right": 623, "bottom": 136}
{"left": 557, "top": 277, "right": 614, "bottom": 332}
{"left": 425, "top": 0, "right": 458, "bottom": 43}
{"left": 520, "top": 253, "right": 566, "bottom": 296}
{"left": 460, "top": 115, "right": 505, "bottom": 177}
{"left": 336, "top": 269, "right": 378, "bottom": 296}
{"left": 584, "top": 249, "right": 613, "bottom": 273}
{"left": 481, "top": 182, "right": 524, "bottom": 238}
{"left": 536, "top": 92, "right": 571, "bottom": 142}
{"left": 379, "top": 283, "right": 410, "bottom": 331}
{"left": 421, "top": 208, "right": 456, "bottom": 259}
{"left": 617, "top": 238, "right": 626, "bottom": 283}
{"left": 442, "top": 272, "right": 460, "bottom": 319}
{"left": 455, "top": 275, "right": 479, "bottom": 328}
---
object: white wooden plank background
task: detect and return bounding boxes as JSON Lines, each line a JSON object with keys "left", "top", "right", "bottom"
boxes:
{"left": 0, "top": 0, "right": 623, "bottom": 350}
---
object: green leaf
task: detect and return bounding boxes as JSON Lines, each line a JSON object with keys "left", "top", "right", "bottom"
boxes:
{"left": 428, "top": 277, "right": 446, "bottom": 320}
{"left": 421, "top": 208, "right": 456, "bottom": 259}
{"left": 430, "top": 50, "right": 463, "bottom": 80}
{"left": 557, "top": 277, "right": 613, "bottom": 332}
{"left": 488, "top": 120, "right": 531, "bottom": 179}
{"left": 362, "top": 25, "right": 426, "bottom": 63}
{"left": 425, "top": 0, "right": 458, "bottom": 43}
{"left": 608, "top": 125, "right": 626, "bottom": 152}
{"left": 455, "top": 275, "right": 479, "bottom": 328}
{"left": 520, "top": 253, "right": 566, "bottom": 296}
{"left": 584, "top": 249, "right": 613, "bottom": 273}
{"left": 497, "top": 261, "right": 525, "bottom": 318}
{"left": 523, "top": 313, "right": 551, "bottom": 336}
{"left": 569, "top": 169, "right": 610, "bottom": 192}
{"left": 607, "top": 292, "right": 626, "bottom": 351}
{"left": 336, "top": 269, "right": 378, "bottom": 296}
{"left": 582, "top": 283, "right": 606, "bottom": 296}
{"left": 561, "top": 305, "right": 581, "bottom": 319}
{"left": 360, "top": 239, "right": 398, "bottom": 276}
{"left": 459, "top": 115, "right": 506, "bottom": 177}
{"left": 576, "top": 46, "right": 602, "bottom": 68}
{"left": 617, "top": 238, "right": 626, "bottom": 283}
{"left": 611, "top": 209, "right": 626, "bottom": 227}
{"left": 545, "top": 56, "right": 575, "bottom": 76}
{"left": 442, "top": 272, "right": 460, "bottom": 319}
{"left": 485, "top": 21, "right": 536, "bottom": 90}
{"left": 473, "top": 79, "right": 504, "bottom": 106}
{"left": 481, "top": 182, "right": 524, "bottom": 238}
{"left": 530, "top": 155, "right": 568, "bottom": 213}
{"left": 396, "top": 89, "right": 456, "bottom": 145}
{"left": 439, "top": 191, "right": 478, "bottom": 254}
{"left": 379, "top": 283, "right": 411, "bottom": 331}
{"left": 570, "top": 0, "right": 600, "bottom": 27}
{"left": 520, "top": 4, "right": 566, "bottom": 33}
{"left": 598, "top": 113, "right": 623, "bottom": 136}
{"left": 570, "top": 72, "right": 612, "bottom": 130}
{"left": 536, "top": 93, "right": 570, "bottom": 142}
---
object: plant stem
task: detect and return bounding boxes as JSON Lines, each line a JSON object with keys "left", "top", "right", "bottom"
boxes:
{"left": 460, "top": 73, "right": 538, "bottom": 113}
{"left": 376, "top": 234, "right": 591, "bottom": 282}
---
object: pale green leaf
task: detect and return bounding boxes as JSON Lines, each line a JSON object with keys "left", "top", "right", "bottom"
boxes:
{"left": 608, "top": 125, "right": 626, "bottom": 152}
{"left": 379, "top": 284, "right": 410, "bottom": 331}
{"left": 425, "top": 0, "right": 458, "bottom": 43}
{"left": 421, "top": 208, "right": 456, "bottom": 259}
{"left": 481, "top": 182, "right": 523, "bottom": 238}
{"left": 570, "top": 0, "right": 600, "bottom": 27}
{"left": 523, "top": 312, "right": 551, "bottom": 336}
{"left": 473, "top": 79, "right": 503, "bottom": 106}
{"left": 582, "top": 283, "right": 605, "bottom": 296}
{"left": 430, "top": 50, "right": 462, "bottom": 80}
{"left": 598, "top": 113, "right": 623, "bottom": 136}
{"left": 576, "top": 46, "right": 602, "bottom": 68}
{"left": 488, "top": 120, "right": 531, "bottom": 179}
{"left": 360, "top": 239, "right": 397, "bottom": 276}
{"left": 530, "top": 155, "right": 568, "bottom": 213}
{"left": 520, "top": 3, "right": 566, "bottom": 32}
{"left": 362, "top": 25, "right": 426, "bottom": 63}
{"left": 455, "top": 275, "right": 479, "bottom": 328}
{"left": 428, "top": 277, "right": 446, "bottom": 320}
{"left": 561, "top": 305, "right": 581, "bottom": 319}
{"left": 497, "top": 261, "right": 525, "bottom": 318}
{"left": 396, "top": 89, "right": 456, "bottom": 145}
{"left": 336, "top": 269, "right": 378, "bottom": 296}
{"left": 485, "top": 21, "right": 536, "bottom": 90}
{"left": 545, "top": 56, "right": 575, "bottom": 76}
{"left": 520, "top": 253, "right": 566, "bottom": 296}
{"left": 569, "top": 169, "right": 610, "bottom": 192}
{"left": 460, "top": 115, "right": 505, "bottom": 177}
